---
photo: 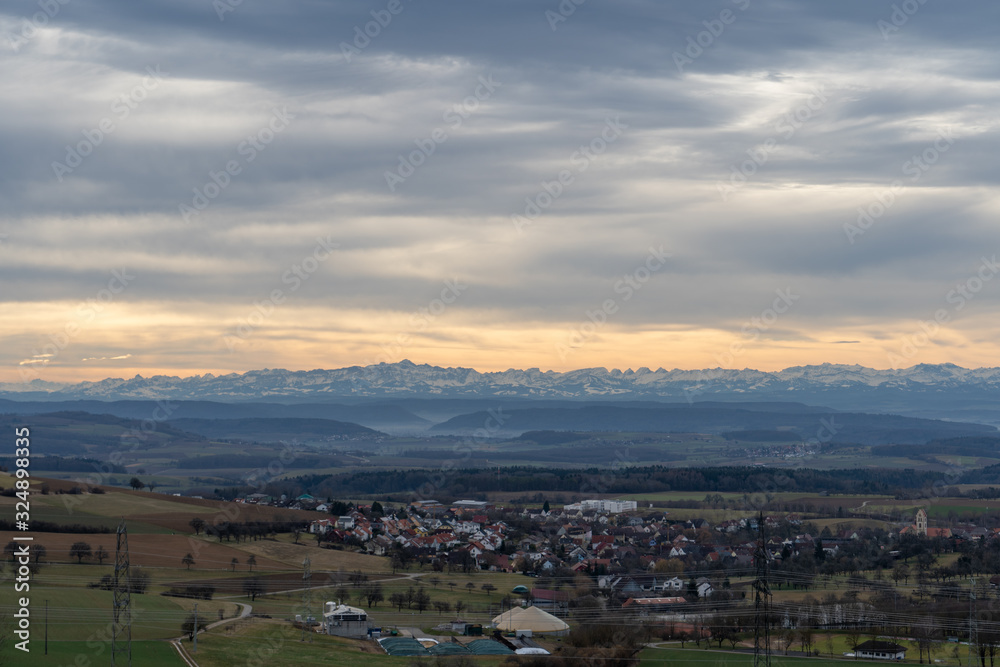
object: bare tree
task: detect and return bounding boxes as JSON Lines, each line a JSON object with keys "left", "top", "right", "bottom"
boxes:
{"left": 783, "top": 629, "right": 797, "bottom": 655}
{"left": 413, "top": 587, "right": 430, "bottom": 614}
{"left": 189, "top": 518, "right": 206, "bottom": 535}
{"left": 243, "top": 577, "right": 265, "bottom": 601}
{"left": 364, "top": 583, "right": 384, "bottom": 608}
{"left": 181, "top": 613, "right": 208, "bottom": 640}
{"left": 94, "top": 545, "right": 109, "bottom": 565}
{"left": 69, "top": 542, "right": 92, "bottom": 564}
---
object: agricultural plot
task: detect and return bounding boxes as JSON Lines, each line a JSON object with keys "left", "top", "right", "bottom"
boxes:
{"left": 0, "top": 531, "right": 290, "bottom": 571}
{"left": 0, "top": 640, "right": 185, "bottom": 666}
{"left": 191, "top": 619, "right": 447, "bottom": 667}
{"left": 0, "top": 583, "right": 189, "bottom": 641}
{"left": 640, "top": 646, "right": 951, "bottom": 667}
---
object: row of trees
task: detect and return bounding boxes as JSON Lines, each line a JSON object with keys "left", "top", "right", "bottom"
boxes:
{"left": 246, "top": 465, "right": 957, "bottom": 500}
{"left": 189, "top": 517, "right": 307, "bottom": 543}
{"left": 91, "top": 569, "right": 150, "bottom": 594}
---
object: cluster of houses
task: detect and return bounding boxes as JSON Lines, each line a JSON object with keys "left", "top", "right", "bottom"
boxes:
{"left": 308, "top": 499, "right": 510, "bottom": 565}
{"left": 300, "top": 498, "right": 840, "bottom": 586}
{"left": 289, "top": 501, "right": 996, "bottom": 661}
{"left": 291, "top": 497, "right": 982, "bottom": 608}
{"left": 239, "top": 492, "right": 331, "bottom": 511}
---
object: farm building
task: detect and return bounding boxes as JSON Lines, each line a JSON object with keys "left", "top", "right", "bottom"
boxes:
{"left": 322, "top": 602, "right": 369, "bottom": 638}
{"left": 492, "top": 605, "right": 569, "bottom": 636}
{"left": 855, "top": 640, "right": 907, "bottom": 660}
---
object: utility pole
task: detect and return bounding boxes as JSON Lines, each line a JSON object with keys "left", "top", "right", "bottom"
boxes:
{"left": 193, "top": 603, "right": 198, "bottom": 653}
{"left": 753, "top": 512, "right": 772, "bottom": 667}
{"left": 969, "top": 578, "right": 978, "bottom": 667}
{"left": 302, "top": 558, "right": 313, "bottom": 642}
{"left": 111, "top": 519, "right": 132, "bottom": 667}
{"left": 44, "top": 599, "right": 48, "bottom": 655}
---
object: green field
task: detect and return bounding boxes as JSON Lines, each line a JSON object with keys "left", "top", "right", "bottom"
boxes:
{"left": 0, "top": 495, "right": 174, "bottom": 534}
{"left": 640, "top": 647, "right": 949, "bottom": 667}
{"left": 926, "top": 503, "right": 996, "bottom": 518}
{"left": 191, "top": 618, "right": 510, "bottom": 666}
{"left": 0, "top": 640, "right": 184, "bottom": 666}
{"left": 242, "top": 568, "right": 540, "bottom": 625}
{"left": 621, "top": 491, "right": 771, "bottom": 502}
{"left": 0, "top": 584, "right": 191, "bottom": 641}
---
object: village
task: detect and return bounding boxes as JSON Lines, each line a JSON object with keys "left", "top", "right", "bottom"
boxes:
{"left": 223, "top": 489, "right": 1000, "bottom": 663}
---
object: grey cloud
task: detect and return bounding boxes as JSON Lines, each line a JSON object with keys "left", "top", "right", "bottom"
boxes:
{"left": 3, "top": 0, "right": 1000, "bottom": 367}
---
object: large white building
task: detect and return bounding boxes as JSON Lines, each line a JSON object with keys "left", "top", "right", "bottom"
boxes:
{"left": 564, "top": 499, "right": 638, "bottom": 514}
{"left": 322, "top": 602, "right": 370, "bottom": 638}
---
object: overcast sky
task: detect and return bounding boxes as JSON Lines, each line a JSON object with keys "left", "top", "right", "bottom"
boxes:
{"left": 2, "top": 0, "right": 999, "bottom": 383}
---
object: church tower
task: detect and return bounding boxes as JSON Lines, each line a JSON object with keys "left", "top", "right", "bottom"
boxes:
{"left": 915, "top": 508, "right": 927, "bottom": 536}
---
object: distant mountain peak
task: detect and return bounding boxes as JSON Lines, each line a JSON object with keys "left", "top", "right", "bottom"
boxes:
{"left": 1, "top": 361, "right": 998, "bottom": 401}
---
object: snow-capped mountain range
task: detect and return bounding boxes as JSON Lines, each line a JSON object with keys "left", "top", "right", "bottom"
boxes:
{"left": 2, "top": 361, "right": 1000, "bottom": 402}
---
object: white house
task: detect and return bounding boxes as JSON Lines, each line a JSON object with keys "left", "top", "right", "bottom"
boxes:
{"left": 309, "top": 519, "right": 334, "bottom": 535}
{"left": 663, "top": 576, "right": 684, "bottom": 591}
{"left": 854, "top": 640, "right": 907, "bottom": 660}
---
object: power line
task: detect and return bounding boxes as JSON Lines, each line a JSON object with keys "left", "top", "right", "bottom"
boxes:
{"left": 111, "top": 519, "right": 132, "bottom": 667}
